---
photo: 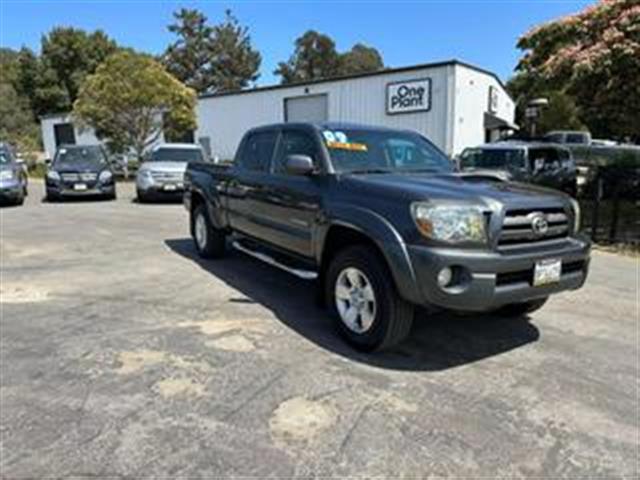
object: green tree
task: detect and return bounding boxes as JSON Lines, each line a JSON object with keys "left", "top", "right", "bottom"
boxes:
{"left": 209, "top": 10, "right": 261, "bottom": 92}
{"left": 163, "top": 8, "right": 261, "bottom": 93}
{"left": 74, "top": 51, "right": 197, "bottom": 159}
{"left": 11, "top": 28, "right": 118, "bottom": 117}
{"left": 339, "top": 43, "right": 384, "bottom": 75}
{"left": 514, "top": 0, "right": 640, "bottom": 140}
{"left": 275, "top": 30, "right": 341, "bottom": 84}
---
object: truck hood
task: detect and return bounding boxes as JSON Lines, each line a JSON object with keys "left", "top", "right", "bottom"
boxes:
{"left": 340, "top": 172, "right": 568, "bottom": 210}
{"left": 139, "top": 161, "right": 188, "bottom": 174}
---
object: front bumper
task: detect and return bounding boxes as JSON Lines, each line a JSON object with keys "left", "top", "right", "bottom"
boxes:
{"left": 47, "top": 181, "right": 115, "bottom": 197}
{"left": 407, "top": 236, "right": 591, "bottom": 312}
{"left": 0, "top": 180, "right": 23, "bottom": 201}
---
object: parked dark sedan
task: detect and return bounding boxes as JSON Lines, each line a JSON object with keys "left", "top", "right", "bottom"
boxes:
{"left": 0, "top": 143, "right": 28, "bottom": 206}
{"left": 459, "top": 142, "right": 577, "bottom": 196}
{"left": 45, "top": 145, "right": 116, "bottom": 201}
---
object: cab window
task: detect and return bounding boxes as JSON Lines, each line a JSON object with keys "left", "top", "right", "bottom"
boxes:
{"left": 273, "top": 130, "right": 319, "bottom": 174}
{"left": 238, "top": 131, "right": 278, "bottom": 172}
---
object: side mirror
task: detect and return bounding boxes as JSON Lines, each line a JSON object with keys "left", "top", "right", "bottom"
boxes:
{"left": 285, "top": 154, "right": 315, "bottom": 176}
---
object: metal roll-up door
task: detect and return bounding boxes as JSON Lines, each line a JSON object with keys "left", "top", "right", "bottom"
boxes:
{"left": 284, "top": 94, "right": 328, "bottom": 122}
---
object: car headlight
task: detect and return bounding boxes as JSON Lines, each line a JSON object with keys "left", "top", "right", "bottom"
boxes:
{"left": 99, "top": 170, "right": 113, "bottom": 183}
{"left": 46, "top": 171, "right": 61, "bottom": 182}
{"left": 0, "top": 170, "right": 15, "bottom": 180}
{"left": 411, "top": 203, "right": 487, "bottom": 244}
{"left": 570, "top": 198, "right": 581, "bottom": 232}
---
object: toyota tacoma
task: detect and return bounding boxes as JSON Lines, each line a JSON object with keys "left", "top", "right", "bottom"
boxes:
{"left": 184, "top": 123, "right": 590, "bottom": 351}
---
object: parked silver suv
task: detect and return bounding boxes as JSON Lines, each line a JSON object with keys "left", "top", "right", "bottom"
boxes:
{"left": 136, "top": 143, "right": 205, "bottom": 202}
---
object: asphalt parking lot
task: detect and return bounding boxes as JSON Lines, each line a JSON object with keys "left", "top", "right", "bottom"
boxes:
{"left": 1, "top": 180, "right": 638, "bottom": 478}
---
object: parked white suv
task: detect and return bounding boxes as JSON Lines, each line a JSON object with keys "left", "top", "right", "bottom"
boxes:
{"left": 136, "top": 143, "right": 206, "bottom": 202}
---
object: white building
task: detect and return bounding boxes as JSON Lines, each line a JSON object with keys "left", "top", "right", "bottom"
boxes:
{"left": 196, "top": 60, "right": 516, "bottom": 160}
{"left": 39, "top": 113, "right": 166, "bottom": 160}
{"left": 40, "top": 60, "right": 516, "bottom": 160}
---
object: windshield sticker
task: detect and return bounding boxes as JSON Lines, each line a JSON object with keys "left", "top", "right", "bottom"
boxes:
{"left": 326, "top": 141, "right": 368, "bottom": 152}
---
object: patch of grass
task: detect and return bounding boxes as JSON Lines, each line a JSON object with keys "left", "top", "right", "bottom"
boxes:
{"left": 28, "top": 163, "right": 47, "bottom": 179}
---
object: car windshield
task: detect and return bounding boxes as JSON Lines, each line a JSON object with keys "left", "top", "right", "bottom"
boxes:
{"left": 460, "top": 148, "right": 526, "bottom": 170}
{"left": 322, "top": 128, "right": 453, "bottom": 174}
{"left": 151, "top": 148, "right": 204, "bottom": 162}
{"left": 0, "top": 150, "right": 11, "bottom": 164}
{"left": 55, "top": 146, "right": 106, "bottom": 167}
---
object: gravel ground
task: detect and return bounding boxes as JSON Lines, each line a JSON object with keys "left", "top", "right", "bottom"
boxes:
{"left": 1, "top": 180, "right": 638, "bottom": 478}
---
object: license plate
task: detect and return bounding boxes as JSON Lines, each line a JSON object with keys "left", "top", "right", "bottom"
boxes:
{"left": 163, "top": 184, "right": 177, "bottom": 191}
{"left": 74, "top": 183, "right": 87, "bottom": 191}
{"left": 534, "top": 259, "right": 561, "bottom": 286}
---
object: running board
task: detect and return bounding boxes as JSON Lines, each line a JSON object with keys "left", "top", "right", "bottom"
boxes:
{"left": 232, "top": 241, "right": 318, "bottom": 280}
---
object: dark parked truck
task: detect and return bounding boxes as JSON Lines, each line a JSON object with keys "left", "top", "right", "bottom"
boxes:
{"left": 459, "top": 142, "right": 578, "bottom": 196}
{"left": 184, "top": 123, "right": 590, "bottom": 351}
{"left": 46, "top": 145, "right": 116, "bottom": 201}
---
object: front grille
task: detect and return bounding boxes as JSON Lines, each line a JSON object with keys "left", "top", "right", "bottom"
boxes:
{"left": 151, "top": 171, "right": 184, "bottom": 182}
{"left": 61, "top": 173, "right": 97, "bottom": 182}
{"left": 498, "top": 208, "right": 569, "bottom": 247}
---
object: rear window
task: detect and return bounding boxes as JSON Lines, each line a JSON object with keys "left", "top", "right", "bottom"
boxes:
{"left": 566, "top": 133, "right": 588, "bottom": 144}
{"left": 239, "top": 131, "right": 278, "bottom": 172}
{"left": 460, "top": 148, "right": 525, "bottom": 170}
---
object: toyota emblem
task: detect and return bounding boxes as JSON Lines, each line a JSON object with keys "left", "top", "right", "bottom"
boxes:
{"left": 530, "top": 213, "right": 549, "bottom": 236}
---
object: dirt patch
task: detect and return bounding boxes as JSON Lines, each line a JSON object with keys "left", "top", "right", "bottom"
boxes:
{"left": 0, "top": 285, "right": 50, "bottom": 304}
{"left": 269, "top": 396, "right": 337, "bottom": 445}
{"left": 152, "top": 377, "right": 205, "bottom": 398}
{"left": 115, "top": 349, "right": 212, "bottom": 375}
{"left": 178, "top": 318, "right": 268, "bottom": 336}
{"left": 207, "top": 334, "right": 256, "bottom": 352}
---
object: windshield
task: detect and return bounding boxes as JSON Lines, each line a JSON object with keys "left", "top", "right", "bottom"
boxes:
{"left": 0, "top": 150, "right": 11, "bottom": 165}
{"left": 460, "top": 148, "right": 525, "bottom": 170}
{"left": 322, "top": 129, "right": 453, "bottom": 174}
{"left": 151, "top": 148, "right": 204, "bottom": 162}
{"left": 54, "top": 146, "right": 106, "bottom": 168}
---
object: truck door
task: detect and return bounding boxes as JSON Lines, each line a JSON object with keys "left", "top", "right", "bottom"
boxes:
{"left": 227, "top": 130, "right": 278, "bottom": 240}
{"left": 257, "top": 128, "right": 323, "bottom": 258}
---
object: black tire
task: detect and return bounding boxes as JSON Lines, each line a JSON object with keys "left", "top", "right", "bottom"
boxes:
{"left": 497, "top": 297, "right": 548, "bottom": 317}
{"left": 45, "top": 190, "right": 59, "bottom": 202}
{"left": 325, "top": 245, "right": 414, "bottom": 352}
{"left": 136, "top": 190, "right": 148, "bottom": 203}
{"left": 192, "top": 204, "right": 226, "bottom": 259}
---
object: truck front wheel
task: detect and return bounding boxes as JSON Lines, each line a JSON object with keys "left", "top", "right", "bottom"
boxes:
{"left": 192, "top": 204, "right": 225, "bottom": 259}
{"left": 326, "top": 245, "right": 414, "bottom": 352}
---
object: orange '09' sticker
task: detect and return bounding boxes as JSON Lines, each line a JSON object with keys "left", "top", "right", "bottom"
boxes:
{"left": 326, "top": 141, "right": 368, "bottom": 152}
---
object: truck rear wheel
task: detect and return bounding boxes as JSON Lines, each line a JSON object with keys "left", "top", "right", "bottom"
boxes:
{"left": 192, "top": 204, "right": 225, "bottom": 259}
{"left": 326, "top": 245, "right": 414, "bottom": 352}
{"left": 497, "top": 297, "right": 548, "bottom": 317}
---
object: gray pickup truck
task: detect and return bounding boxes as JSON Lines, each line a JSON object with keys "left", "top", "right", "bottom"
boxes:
{"left": 184, "top": 122, "right": 590, "bottom": 351}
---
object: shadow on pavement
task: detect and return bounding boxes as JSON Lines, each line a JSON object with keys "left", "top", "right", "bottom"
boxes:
{"left": 165, "top": 238, "right": 540, "bottom": 372}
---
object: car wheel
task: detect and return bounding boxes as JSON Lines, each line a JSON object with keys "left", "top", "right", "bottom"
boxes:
{"left": 136, "top": 190, "right": 147, "bottom": 203}
{"left": 496, "top": 297, "right": 548, "bottom": 317}
{"left": 326, "top": 245, "right": 414, "bottom": 352}
{"left": 45, "top": 190, "right": 58, "bottom": 202}
{"left": 192, "top": 204, "right": 225, "bottom": 259}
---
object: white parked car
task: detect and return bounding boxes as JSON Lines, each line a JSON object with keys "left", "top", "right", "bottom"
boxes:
{"left": 136, "top": 143, "right": 206, "bottom": 202}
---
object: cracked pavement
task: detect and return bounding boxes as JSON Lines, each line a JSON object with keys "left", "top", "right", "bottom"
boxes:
{"left": 1, "top": 181, "right": 638, "bottom": 478}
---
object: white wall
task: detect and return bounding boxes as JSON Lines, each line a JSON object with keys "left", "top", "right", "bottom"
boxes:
{"left": 40, "top": 113, "right": 165, "bottom": 159}
{"left": 451, "top": 64, "right": 515, "bottom": 155}
{"left": 196, "top": 64, "right": 454, "bottom": 159}
{"left": 40, "top": 114, "right": 102, "bottom": 159}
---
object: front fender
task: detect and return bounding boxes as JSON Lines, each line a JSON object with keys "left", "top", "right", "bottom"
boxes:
{"left": 317, "top": 204, "right": 421, "bottom": 305}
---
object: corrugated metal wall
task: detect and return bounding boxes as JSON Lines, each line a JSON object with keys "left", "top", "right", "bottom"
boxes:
{"left": 196, "top": 65, "right": 454, "bottom": 160}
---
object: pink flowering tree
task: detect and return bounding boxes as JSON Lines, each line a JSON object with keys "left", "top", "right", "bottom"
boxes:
{"left": 513, "top": 0, "right": 639, "bottom": 141}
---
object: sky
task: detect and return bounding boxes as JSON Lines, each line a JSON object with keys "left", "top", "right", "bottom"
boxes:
{"left": 0, "top": 0, "right": 593, "bottom": 86}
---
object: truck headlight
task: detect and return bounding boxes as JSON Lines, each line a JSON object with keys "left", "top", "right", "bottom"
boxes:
{"left": 411, "top": 203, "right": 487, "bottom": 244}
{"left": 0, "top": 170, "right": 15, "bottom": 180}
{"left": 46, "top": 171, "right": 61, "bottom": 182}
{"left": 570, "top": 198, "right": 581, "bottom": 232}
{"left": 99, "top": 170, "right": 113, "bottom": 183}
